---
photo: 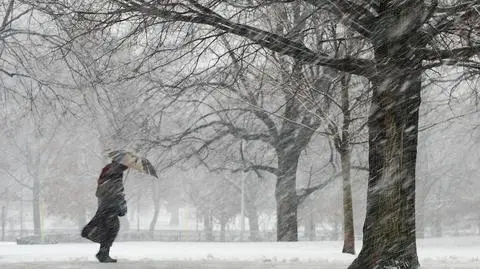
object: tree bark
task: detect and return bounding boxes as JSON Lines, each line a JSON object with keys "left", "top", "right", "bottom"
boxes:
{"left": 275, "top": 150, "right": 300, "bottom": 241}
{"left": 347, "top": 2, "right": 426, "bottom": 265}
{"left": 340, "top": 73, "right": 355, "bottom": 255}
{"left": 341, "top": 149, "right": 355, "bottom": 254}
{"left": 349, "top": 62, "right": 421, "bottom": 269}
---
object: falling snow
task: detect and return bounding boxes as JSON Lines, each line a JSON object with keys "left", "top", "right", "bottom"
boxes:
{"left": 1, "top": 1, "right": 480, "bottom": 269}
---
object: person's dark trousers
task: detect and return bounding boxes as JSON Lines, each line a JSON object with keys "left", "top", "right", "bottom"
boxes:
{"left": 96, "top": 213, "right": 120, "bottom": 263}
{"left": 82, "top": 210, "right": 120, "bottom": 263}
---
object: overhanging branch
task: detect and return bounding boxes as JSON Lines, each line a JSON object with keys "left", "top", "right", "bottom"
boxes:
{"left": 110, "top": 0, "right": 376, "bottom": 77}
{"left": 425, "top": 1, "right": 480, "bottom": 40}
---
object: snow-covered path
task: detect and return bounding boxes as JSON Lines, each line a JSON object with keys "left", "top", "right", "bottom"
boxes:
{"left": 1, "top": 237, "right": 479, "bottom": 268}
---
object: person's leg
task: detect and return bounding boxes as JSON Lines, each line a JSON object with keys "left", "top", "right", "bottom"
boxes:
{"left": 96, "top": 242, "right": 117, "bottom": 263}
{"left": 106, "top": 214, "right": 120, "bottom": 245}
{"left": 96, "top": 214, "right": 120, "bottom": 263}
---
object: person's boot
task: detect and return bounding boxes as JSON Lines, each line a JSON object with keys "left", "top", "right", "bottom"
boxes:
{"left": 95, "top": 247, "right": 117, "bottom": 263}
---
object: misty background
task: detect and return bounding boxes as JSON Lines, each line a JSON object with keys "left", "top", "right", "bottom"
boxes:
{"left": 1, "top": 70, "right": 479, "bottom": 242}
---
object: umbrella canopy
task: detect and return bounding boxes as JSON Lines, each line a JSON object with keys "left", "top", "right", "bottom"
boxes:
{"left": 107, "top": 150, "right": 158, "bottom": 178}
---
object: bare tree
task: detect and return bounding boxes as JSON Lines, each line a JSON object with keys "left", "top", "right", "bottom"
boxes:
{"left": 158, "top": 38, "right": 340, "bottom": 241}
{"left": 0, "top": 106, "right": 75, "bottom": 236}
{"left": 320, "top": 26, "right": 370, "bottom": 254}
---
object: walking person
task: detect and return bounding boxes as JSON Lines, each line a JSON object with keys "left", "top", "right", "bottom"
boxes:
{"left": 81, "top": 161, "right": 128, "bottom": 263}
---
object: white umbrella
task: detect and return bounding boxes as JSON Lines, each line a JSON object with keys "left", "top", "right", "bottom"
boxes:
{"left": 107, "top": 150, "right": 158, "bottom": 178}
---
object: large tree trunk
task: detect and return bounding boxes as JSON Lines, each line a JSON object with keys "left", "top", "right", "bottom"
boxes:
{"left": 349, "top": 63, "right": 421, "bottom": 269}
{"left": 275, "top": 150, "right": 300, "bottom": 241}
{"left": 340, "top": 72, "right": 355, "bottom": 254}
{"left": 33, "top": 176, "right": 41, "bottom": 236}
{"left": 341, "top": 148, "right": 355, "bottom": 254}
{"left": 348, "top": 3, "right": 425, "bottom": 266}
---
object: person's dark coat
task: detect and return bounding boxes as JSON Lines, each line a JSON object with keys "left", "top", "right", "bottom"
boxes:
{"left": 81, "top": 162, "right": 128, "bottom": 245}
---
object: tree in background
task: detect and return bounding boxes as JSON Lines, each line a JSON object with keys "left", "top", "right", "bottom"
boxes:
{"left": 0, "top": 106, "right": 75, "bottom": 235}
{"left": 42, "top": 120, "right": 102, "bottom": 229}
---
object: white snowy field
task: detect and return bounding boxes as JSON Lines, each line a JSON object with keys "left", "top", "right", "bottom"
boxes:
{"left": 1, "top": 237, "right": 479, "bottom": 269}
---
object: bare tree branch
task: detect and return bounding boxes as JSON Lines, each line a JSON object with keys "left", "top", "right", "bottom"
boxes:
{"left": 421, "top": 46, "right": 480, "bottom": 61}
{"left": 101, "top": 0, "right": 377, "bottom": 77}
{"left": 304, "top": 0, "right": 376, "bottom": 38}
{"left": 0, "top": 168, "right": 33, "bottom": 190}
{"left": 297, "top": 173, "right": 339, "bottom": 205}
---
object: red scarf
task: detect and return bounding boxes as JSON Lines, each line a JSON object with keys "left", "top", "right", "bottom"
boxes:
{"left": 97, "top": 163, "right": 113, "bottom": 185}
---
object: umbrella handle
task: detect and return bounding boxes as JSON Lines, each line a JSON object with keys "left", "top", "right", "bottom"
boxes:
{"left": 124, "top": 169, "right": 130, "bottom": 186}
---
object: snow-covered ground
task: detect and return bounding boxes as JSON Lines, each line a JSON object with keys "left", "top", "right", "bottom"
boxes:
{"left": 1, "top": 237, "right": 479, "bottom": 268}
